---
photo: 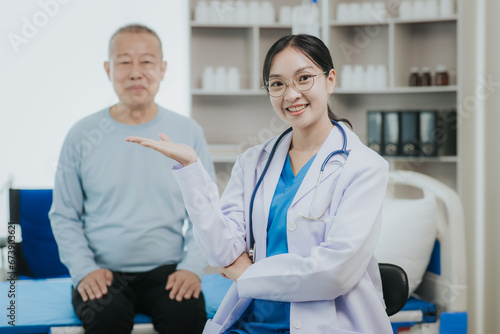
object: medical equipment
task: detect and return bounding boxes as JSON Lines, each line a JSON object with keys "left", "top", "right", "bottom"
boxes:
{"left": 248, "top": 119, "right": 350, "bottom": 262}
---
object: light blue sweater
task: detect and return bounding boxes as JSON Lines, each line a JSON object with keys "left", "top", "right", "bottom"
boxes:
{"left": 49, "top": 106, "right": 215, "bottom": 287}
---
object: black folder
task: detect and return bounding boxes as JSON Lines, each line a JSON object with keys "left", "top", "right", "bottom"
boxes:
{"left": 419, "top": 110, "right": 438, "bottom": 156}
{"left": 400, "top": 111, "right": 420, "bottom": 156}
{"left": 367, "top": 111, "right": 383, "bottom": 155}
{"left": 436, "top": 109, "right": 457, "bottom": 156}
{"left": 383, "top": 112, "right": 400, "bottom": 156}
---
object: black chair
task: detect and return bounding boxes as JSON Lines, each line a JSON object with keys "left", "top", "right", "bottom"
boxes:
{"left": 379, "top": 263, "right": 409, "bottom": 316}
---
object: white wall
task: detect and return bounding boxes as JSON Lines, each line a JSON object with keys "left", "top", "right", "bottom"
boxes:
{"left": 0, "top": 0, "right": 189, "bottom": 232}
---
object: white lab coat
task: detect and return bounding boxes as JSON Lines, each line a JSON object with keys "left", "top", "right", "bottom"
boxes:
{"left": 172, "top": 122, "right": 393, "bottom": 334}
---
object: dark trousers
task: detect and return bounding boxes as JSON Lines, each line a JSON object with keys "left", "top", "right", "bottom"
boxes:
{"left": 72, "top": 264, "right": 206, "bottom": 334}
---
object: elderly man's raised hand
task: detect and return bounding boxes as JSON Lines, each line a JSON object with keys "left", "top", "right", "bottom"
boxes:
{"left": 126, "top": 133, "right": 198, "bottom": 167}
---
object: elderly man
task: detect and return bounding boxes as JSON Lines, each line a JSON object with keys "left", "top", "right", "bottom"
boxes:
{"left": 50, "top": 24, "right": 214, "bottom": 334}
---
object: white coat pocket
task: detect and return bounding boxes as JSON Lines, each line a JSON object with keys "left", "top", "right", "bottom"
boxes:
{"left": 287, "top": 216, "right": 326, "bottom": 256}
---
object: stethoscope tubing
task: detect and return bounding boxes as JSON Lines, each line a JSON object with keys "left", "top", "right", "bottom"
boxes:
{"left": 248, "top": 120, "right": 349, "bottom": 260}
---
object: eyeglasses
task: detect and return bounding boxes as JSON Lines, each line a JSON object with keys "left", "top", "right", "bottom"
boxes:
{"left": 263, "top": 70, "right": 329, "bottom": 98}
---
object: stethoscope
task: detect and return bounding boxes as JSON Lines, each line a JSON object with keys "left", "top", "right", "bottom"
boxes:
{"left": 248, "top": 119, "right": 350, "bottom": 261}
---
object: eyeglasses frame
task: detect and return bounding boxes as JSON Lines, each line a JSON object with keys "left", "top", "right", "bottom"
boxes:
{"left": 262, "top": 70, "right": 330, "bottom": 98}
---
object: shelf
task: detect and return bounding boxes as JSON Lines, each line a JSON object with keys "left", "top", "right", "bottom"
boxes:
{"left": 329, "top": 16, "right": 458, "bottom": 27}
{"left": 330, "top": 20, "right": 390, "bottom": 27}
{"left": 385, "top": 156, "right": 458, "bottom": 163}
{"left": 190, "top": 0, "right": 461, "bottom": 191}
{"left": 209, "top": 144, "right": 243, "bottom": 163}
{"left": 392, "top": 16, "right": 458, "bottom": 25}
{"left": 334, "top": 86, "right": 458, "bottom": 94}
{"left": 259, "top": 24, "right": 292, "bottom": 29}
{"left": 192, "top": 89, "right": 266, "bottom": 96}
{"left": 191, "top": 22, "right": 254, "bottom": 28}
{"left": 190, "top": 22, "right": 292, "bottom": 29}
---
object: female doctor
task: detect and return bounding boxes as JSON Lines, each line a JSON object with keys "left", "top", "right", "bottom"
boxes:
{"left": 127, "top": 34, "right": 393, "bottom": 334}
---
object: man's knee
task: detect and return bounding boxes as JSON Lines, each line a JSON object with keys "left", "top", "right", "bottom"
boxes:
{"left": 152, "top": 296, "right": 207, "bottom": 333}
{"left": 74, "top": 294, "right": 134, "bottom": 333}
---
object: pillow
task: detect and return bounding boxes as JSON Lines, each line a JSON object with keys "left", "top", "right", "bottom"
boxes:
{"left": 375, "top": 196, "right": 438, "bottom": 295}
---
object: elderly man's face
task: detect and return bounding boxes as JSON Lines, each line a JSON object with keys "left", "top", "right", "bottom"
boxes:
{"left": 105, "top": 32, "right": 166, "bottom": 109}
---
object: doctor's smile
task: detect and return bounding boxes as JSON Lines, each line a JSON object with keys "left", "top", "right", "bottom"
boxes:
{"left": 286, "top": 104, "right": 308, "bottom": 116}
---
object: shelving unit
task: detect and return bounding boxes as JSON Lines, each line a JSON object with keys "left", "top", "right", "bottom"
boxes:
{"left": 188, "top": 0, "right": 461, "bottom": 192}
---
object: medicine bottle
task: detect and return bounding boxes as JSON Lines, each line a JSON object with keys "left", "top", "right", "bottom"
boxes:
{"left": 409, "top": 67, "right": 421, "bottom": 86}
{"left": 435, "top": 65, "right": 449, "bottom": 86}
{"left": 421, "top": 67, "right": 432, "bottom": 86}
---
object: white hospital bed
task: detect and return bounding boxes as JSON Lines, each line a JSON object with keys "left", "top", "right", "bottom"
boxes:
{"left": 381, "top": 170, "right": 467, "bottom": 333}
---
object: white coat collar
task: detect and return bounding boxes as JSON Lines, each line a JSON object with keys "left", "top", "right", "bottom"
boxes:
{"left": 254, "top": 130, "right": 293, "bottom": 253}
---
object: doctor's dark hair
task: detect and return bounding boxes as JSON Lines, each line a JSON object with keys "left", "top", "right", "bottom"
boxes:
{"left": 262, "top": 34, "right": 352, "bottom": 127}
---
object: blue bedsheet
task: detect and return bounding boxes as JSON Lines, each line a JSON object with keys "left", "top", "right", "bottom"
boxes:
{"left": 0, "top": 274, "right": 233, "bottom": 334}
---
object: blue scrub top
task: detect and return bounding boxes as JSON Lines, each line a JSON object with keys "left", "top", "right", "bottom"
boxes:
{"left": 227, "top": 154, "right": 316, "bottom": 334}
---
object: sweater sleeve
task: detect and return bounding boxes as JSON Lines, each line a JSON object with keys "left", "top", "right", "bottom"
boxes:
{"left": 49, "top": 130, "right": 100, "bottom": 287}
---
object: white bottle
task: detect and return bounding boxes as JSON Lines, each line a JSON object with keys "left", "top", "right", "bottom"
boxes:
{"left": 235, "top": 1, "right": 247, "bottom": 24}
{"left": 248, "top": 1, "right": 260, "bottom": 25}
{"left": 399, "top": 0, "right": 412, "bottom": 19}
{"left": 376, "top": 65, "right": 387, "bottom": 89}
{"left": 413, "top": 0, "right": 426, "bottom": 19}
{"left": 215, "top": 66, "right": 226, "bottom": 91}
{"left": 353, "top": 65, "right": 365, "bottom": 90}
{"left": 209, "top": 1, "right": 221, "bottom": 23}
{"left": 292, "top": 0, "right": 320, "bottom": 38}
{"left": 336, "top": 3, "right": 349, "bottom": 22}
{"left": 440, "top": 0, "right": 454, "bottom": 16}
{"left": 365, "top": 65, "right": 377, "bottom": 90}
{"left": 260, "top": 1, "right": 275, "bottom": 25}
{"left": 348, "top": 2, "right": 361, "bottom": 22}
{"left": 340, "top": 65, "right": 353, "bottom": 89}
{"left": 194, "top": 1, "right": 209, "bottom": 23}
{"left": 425, "top": 0, "right": 439, "bottom": 17}
{"left": 279, "top": 6, "right": 292, "bottom": 25}
{"left": 372, "top": 2, "right": 386, "bottom": 17}
{"left": 202, "top": 67, "right": 215, "bottom": 90}
{"left": 227, "top": 67, "right": 240, "bottom": 91}
{"left": 360, "top": 2, "right": 373, "bottom": 22}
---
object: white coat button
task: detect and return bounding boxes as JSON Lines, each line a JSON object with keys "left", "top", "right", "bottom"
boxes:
{"left": 292, "top": 320, "right": 302, "bottom": 329}
{"left": 324, "top": 218, "right": 330, "bottom": 223}
{"left": 288, "top": 221, "right": 297, "bottom": 231}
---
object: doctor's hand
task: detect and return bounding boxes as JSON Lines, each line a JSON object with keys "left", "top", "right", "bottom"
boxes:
{"left": 165, "top": 270, "right": 202, "bottom": 302}
{"left": 77, "top": 268, "right": 113, "bottom": 302}
{"left": 219, "top": 252, "right": 252, "bottom": 282}
{"left": 126, "top": 133, "right": 198, "bottom": 167}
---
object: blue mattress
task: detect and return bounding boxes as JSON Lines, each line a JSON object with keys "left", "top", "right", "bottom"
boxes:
{"left": 0, "top": 274, "right": 233, "bottom": 334}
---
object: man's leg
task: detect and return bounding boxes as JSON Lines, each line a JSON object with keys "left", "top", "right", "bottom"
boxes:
{"left": 72, "top": 272, "right": 138, "bottom": 334}
{"left": 136, "top": 264, "right": 207, "bottom": 334}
